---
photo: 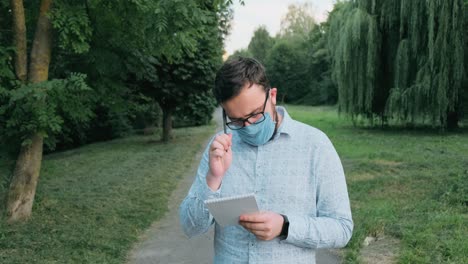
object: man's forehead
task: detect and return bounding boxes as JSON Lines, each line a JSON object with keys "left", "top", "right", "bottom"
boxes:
{"left": 223, "top": 85, "right": 266, "bottom": 118}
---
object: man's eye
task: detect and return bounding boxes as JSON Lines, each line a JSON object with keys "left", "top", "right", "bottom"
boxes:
{"left": 228, "top": 119, "right": 243, "bottom": 125}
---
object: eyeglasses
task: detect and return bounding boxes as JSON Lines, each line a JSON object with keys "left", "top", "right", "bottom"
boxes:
{"left": 223, "top": 90, "right": 270, "bottom": 131}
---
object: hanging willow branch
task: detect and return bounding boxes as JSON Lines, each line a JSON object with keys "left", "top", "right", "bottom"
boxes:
{"left": 328, "top": 0, "right": 465, "bottom": 129}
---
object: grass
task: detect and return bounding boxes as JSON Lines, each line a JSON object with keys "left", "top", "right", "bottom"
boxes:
{"left": 285, "top": 105, "right": 468, "bottom": 264}
{"left": 1, "top": 106, "right": 467, "bottom": 263}
{"left": 0, "top": 125, "right": 215, "bottom": 263}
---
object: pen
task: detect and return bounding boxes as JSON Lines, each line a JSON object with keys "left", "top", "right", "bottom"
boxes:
{"left": 222, "top": 109, "right": 227, "bottom": 134}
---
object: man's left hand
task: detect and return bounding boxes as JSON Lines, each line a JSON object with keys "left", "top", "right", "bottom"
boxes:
{"left": 239, "top": 211, "right": 284, "bottom": 240}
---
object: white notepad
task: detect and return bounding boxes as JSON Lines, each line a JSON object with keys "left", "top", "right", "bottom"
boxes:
{"left": 204, "top": 193, "right": 259, "bottom": 227}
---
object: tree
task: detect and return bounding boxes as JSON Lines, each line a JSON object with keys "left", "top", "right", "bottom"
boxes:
{"left": 266, "top": 39, "right": 309, "bottom": 103}
{"left": 328, "top": 0, "right": 466, "bottom": 129}
{"left": 3, "top": 0, "right": 96, "bottom": 223}
{"left": 5, "top": 0, "right": 56, "bottom": 223}
{"left": 1, "top": 0, "right": 232, "bottom": 222}
{"left": 266, "top": 2, "right": 326, "bottom": 105}
{"left": 280, "top": 3, "right": 316, "bottom": 42}
{"left": 302, "top": 22, "right": 337, "bottom": 105}
{"left": 247, "top": 26, "right": 274, "bottom": 64}
{"left": 139, "top": 0, "right": 231, "bottom": 142}
{"left": 229, "top": 48, "right": 252, "bottom": 59}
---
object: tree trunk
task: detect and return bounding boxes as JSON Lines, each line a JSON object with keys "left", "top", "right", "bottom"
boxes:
{"left": 446, "top": 110, "right": 459, "bottom": 130}
{"left": 28, "top": 0, "right": 53, "bottom": 84}
{"left": 7, "top": 0, "right": 53, "bottom": 223}
{"left": 162, "top": 107, "right": 174, "bottom": 142}
{"left": 11, "top": 0, "right": 28, "bottom": 82}
{"left": 6, "top": 134, "right": 44, "bottom": 223}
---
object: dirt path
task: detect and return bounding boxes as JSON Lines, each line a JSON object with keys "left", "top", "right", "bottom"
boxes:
{"left": 126, "top": 107, "right": 342, "bottom": 264}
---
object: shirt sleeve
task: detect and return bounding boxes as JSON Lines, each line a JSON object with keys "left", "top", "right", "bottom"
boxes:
{"left": 179, "top": 135, "right": 222, "bottom": 238}
{"left": 282, "top": 133, "right": 353, "bottom": 249}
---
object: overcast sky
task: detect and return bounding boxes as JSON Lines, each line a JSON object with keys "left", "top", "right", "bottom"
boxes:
{"left": 224, "top": 0, "right": 335, "bottom": 55}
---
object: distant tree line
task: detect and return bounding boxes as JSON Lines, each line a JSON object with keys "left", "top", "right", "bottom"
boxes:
{"left": 232, "top": 0, "right": 467, "bottom": 129}
{"left": 232, "top": 3, "right": 337, "bottom": 106}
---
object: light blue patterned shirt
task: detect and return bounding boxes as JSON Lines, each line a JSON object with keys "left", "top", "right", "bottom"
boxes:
{"left": 179, "top": 106, "right": 353, "bottom": 264}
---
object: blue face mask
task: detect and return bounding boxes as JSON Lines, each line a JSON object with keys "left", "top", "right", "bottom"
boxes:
{"left": 237, "top": 112, "right": 276, "bottom": 146}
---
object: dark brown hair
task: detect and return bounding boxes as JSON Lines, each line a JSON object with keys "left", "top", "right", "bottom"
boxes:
{"left": 213, "top": 57, "right": 270, "bottom": 103}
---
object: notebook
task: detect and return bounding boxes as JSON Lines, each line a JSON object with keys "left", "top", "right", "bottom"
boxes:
{"left": 204, "top": 193, "right": 259, "bottom": 227}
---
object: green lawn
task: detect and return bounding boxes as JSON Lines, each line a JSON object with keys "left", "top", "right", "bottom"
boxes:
{"left": 0, "top": 125, "right": 214, "bottom": 263}
{"left": 1, "top": 106, "right": 467, "bottom": 263}
{"left": 286, "top": 105, "right": 468, "bottom": 264}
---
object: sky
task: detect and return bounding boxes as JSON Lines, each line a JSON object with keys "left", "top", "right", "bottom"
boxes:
{"left": 224, "top": 0, "right": 335, "bottom": 55}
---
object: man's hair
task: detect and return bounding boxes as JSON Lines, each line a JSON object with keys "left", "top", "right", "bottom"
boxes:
{"left": 213, "top": 57, "right": 270, "bottom": 103}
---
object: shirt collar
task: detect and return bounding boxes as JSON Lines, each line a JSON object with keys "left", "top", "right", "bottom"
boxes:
{"left": 275, "top": 106, "right": 294, "bottom": 137}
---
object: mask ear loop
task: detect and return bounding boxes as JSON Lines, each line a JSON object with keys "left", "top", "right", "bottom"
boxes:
{"left": 270, "top": 88, "right": 279, "bottom": 140}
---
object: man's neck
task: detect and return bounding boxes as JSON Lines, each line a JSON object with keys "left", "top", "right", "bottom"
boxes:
{"left": 270, "top": 107, "right": 283, "bottom": 140}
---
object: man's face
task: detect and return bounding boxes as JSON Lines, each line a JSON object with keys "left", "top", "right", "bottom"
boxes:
{"left": 222, "top": 84, "right": 278, "bottom": 127}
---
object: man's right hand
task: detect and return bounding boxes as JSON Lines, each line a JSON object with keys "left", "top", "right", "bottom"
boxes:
{"left": 206, "top": 133, "right": 233, "bottom": 191}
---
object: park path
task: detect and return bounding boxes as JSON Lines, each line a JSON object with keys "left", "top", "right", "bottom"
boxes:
{"left": 126, "top": 107, "right": 342, "bottom": 264}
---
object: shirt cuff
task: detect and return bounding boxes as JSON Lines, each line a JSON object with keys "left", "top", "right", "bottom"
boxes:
{"left": 280, "top": 214, "right": 316, "bottom": 248}
{"left": 197, "top": 179, "right": 222, "bottom": 201}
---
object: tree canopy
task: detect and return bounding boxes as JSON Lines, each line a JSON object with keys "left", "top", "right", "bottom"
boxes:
{"left": 0, "top": 0, "right": 236, "bottom": 222}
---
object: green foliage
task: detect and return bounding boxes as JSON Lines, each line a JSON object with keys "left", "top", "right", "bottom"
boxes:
{"left": 266, "top": 39, "right": 309, "bottom": 103}
{"left": 229, "top": 48, "right": 253, "bottom": 59}
{"left": 140, "top": 0, "right": 228, "bottom": 137}
{"left": 0, "top": 0, "right": 12, "bottom": 46}
{"left": 279, "top": 2, "right": 316, "bottom": 42}
{"left": 0, "top": 73, "right": 94, "bottom": 152}
{"left": 247, "top": 26, "right": 275, "bottom": 64}
{"left": 328, "top": 2, "right": 378, "bottom": 118}
{"left": 235, "top": 2, "right": 336, "bottom": 106}
{"left": 0, "top": 46, "right": 16, "bottom": 89}
{"left": 129, "top": 94, "right": 162, "bottom": 130}
{"left": 263, "top": 8, "right": 335, "bottom": 106}
{"left": 174, "top": 91, "right": 217, "bottom": 127}
{"left": 0, "top": 0, "right": 236, "bottom": 151}
{"left": 328, "top": 0, "right": 466, "bottom": 128}
{"left": 302, "top": 23, "right": 337, "bottom": 105}
{"left": 49, "top": 1, "right": 93, "bottom": 54}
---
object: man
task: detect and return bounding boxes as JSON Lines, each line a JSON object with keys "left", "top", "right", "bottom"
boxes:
{"left": 179, "top": 57, "right": 353, "bottom": 263}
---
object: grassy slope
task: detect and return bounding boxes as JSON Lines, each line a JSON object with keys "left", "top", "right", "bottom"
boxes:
{"left": 286, "top": 105, "right": 468, "bottom": 264}
{"left": 0, "top": 125, "right": 214, "bottom": 263}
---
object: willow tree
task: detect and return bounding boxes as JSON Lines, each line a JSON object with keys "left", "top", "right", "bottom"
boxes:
{"left": 328, "top": 0, "right": 465, "bottom": 129}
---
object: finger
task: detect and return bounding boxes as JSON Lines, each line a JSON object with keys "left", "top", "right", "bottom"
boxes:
{"left": 213, "top": 136, "right": 229, "bottom": 152}
{"left": 218, "top": 134, "right": 232, "bottom": 146}
{"left": 212, "top": 149, "right": 226, "bottom": 158}
{"left": 239, "top": 213, "right": 267, "bottom": 223}
{"left": 211, "top": 141, "right": 226, "bottom": 152}
{"left": 240, "top": 221, "right": 266, "bottom": 231}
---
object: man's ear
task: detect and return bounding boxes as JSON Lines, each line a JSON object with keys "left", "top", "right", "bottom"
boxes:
{"left": 270, "top": 88, "right": 278, "bottom": 105}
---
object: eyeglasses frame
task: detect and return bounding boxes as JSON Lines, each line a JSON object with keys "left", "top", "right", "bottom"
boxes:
{"left": 222, "top": 89, "right": 270, "bottom": 132}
